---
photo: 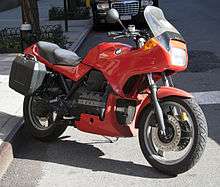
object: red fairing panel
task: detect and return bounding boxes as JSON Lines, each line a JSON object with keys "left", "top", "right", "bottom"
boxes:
{"left": 52, "top": 64, "right": 91, "bottom": 81}
{"left": 82, "top": 42, "right": 172, "bottom": 97}
{"left": 75, "top": 94, "right": 139, "bottom": 137}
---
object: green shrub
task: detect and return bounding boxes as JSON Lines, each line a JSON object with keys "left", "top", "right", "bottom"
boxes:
{"left": 38, "top": 25, "right": 68, "bottom": 48}
{"left": 0, "top": 24, "right": 68, "bottom": 53}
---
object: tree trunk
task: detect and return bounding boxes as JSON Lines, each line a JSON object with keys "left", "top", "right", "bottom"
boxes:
{"left": 20, "top": 0, "right": 40, "bottom": 35}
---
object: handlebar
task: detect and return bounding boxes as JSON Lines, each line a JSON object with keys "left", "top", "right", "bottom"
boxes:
{"left": 107, "top": 26, "right": 151, "bottom": 48}
{"left": 108, "top": 29, "right": 151, "bottom": 40}
{"left": 113, "top": 35, "right": 127, "bottom": 40}
{"left": 108, "top": 31, "right": 140, "bottom": 39}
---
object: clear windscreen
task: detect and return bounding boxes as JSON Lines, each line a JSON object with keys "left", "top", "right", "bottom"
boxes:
{"left": 144, "top": 6, "right": 180, "bottom": 37}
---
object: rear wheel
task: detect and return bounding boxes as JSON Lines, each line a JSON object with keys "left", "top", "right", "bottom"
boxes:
{"left": 23, "top": 95, "right": 67, "bottom": 142}
{"left": 138, "top": 97, "right": 208, "bottom": 175}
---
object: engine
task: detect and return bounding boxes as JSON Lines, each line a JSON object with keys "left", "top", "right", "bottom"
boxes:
{"left": 69, "top": 70, "right": 137, "bottom": 124}
{"left": 41, "top": 70, "right": 137, "bottom": 124}
{"left": 70, "top": 70, "right": 108, "bottom": 118}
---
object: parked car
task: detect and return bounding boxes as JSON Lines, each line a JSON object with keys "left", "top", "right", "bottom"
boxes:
{"left": 92, "top": 0, "right": 159, "bottom": 29}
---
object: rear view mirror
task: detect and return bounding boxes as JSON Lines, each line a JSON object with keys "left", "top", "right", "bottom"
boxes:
{"left": 106, "top": 9, "right": 120, "bottom": 23}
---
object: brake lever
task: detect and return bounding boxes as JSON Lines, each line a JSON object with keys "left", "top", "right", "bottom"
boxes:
{"left": 113, "top": 35, "right": 127, "bottom": 40}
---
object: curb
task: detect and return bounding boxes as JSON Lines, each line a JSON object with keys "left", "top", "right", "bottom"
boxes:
{"left": 0, "top": 118, "right": 23, "bottom": 178}
{"left": 0, "top": 143, "right": 13, "bottom": 178}
{"left": 0, "top": 19, "right": 92, "bottom": 179}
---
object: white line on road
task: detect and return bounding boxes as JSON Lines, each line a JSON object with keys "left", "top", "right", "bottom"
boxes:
{"left": 192, "top": 91, "right": 220, "bottom": 105}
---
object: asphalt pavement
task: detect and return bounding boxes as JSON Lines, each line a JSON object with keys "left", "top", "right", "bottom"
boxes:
{"left": 1, "top": 0, "right": 220, "bottom": 186}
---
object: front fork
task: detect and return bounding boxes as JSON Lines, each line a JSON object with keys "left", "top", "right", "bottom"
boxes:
{"left": 147, "top": 73, "right": 175, "bottom": 136}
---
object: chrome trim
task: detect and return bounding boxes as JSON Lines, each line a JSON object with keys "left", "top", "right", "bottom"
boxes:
{"left": 112, "top": 0, "right": 139, "bottom": 16}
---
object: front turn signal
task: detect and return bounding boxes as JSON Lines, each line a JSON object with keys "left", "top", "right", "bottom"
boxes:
{"left": 143, "top": 38, "right": 159, "bottom": 51}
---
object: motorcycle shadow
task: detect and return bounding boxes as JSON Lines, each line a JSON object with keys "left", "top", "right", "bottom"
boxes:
{"left": 16, "top": 132, "right": 174, "bottom": 179}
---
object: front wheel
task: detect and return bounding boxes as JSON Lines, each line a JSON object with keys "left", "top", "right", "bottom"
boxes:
{"left": 23, "top": 95, "right": 67, "bottom": 142}
{"left": 139, "top": 97, "right": 208, "bottom": 175}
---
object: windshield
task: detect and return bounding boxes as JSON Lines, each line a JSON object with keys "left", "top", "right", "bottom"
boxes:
{"left": 144, "top": 6, "right": 180, "bottom": 37}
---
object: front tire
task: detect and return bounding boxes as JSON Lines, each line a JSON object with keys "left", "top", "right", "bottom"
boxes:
{"left": 23, "top": 96, "right": 67, "bottom": 142}
{"left": 139, "top": 97, "right": 208, "bottom": 175}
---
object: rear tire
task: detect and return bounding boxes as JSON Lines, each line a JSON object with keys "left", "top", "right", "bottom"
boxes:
{"left": 138, "top": 97, "right": 208, "bottom": 175}
{"left": 23, "top": 96, "right": 67, "bottom": 142}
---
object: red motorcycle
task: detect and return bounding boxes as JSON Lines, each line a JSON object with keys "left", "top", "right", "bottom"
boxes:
{"left": 9, "top": 6, "right": 208, "bottom": 175}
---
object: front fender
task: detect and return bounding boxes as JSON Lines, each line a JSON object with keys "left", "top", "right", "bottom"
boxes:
{"left": 157, "top": 86, "right": 192, "bottom": 99}
{"left": 135, "top": 86, "right": 193, "bottom": 128}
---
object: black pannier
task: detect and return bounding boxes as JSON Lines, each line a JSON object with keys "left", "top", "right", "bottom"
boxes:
{"left": 9, "top": 55, "right": 47, "bottom": 96}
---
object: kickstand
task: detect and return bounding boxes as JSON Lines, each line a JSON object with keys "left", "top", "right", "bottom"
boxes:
{"left": 102, "top": 136, "right": 119, "bottom": 143}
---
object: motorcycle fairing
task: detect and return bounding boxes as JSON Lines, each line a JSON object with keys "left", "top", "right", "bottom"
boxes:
{"left": 82, "top": 41, "right": 186, "bottom": 98}
{"left": 75, "top": 93, "right": 139, "bottom": 137}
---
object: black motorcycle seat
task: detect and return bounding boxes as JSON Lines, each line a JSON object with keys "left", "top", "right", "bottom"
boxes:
{"left": 37, "top": 41, "right": 81, "bottom": 66}
{"left": 37, "top": 41, "right": 59, "bottom": 63}
{"left": 54, "top": 48, "right": 81, "bottom": 66}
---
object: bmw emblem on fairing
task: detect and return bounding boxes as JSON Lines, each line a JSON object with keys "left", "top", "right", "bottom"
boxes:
{"left": 115, "top": 48, "right": 122, "bottom": 55}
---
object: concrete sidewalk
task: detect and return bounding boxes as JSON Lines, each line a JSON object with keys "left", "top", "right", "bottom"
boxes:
{"left": 55, "top": 19, "right": 93, "bottom": 51}
{"left": 0, "top": 54, "right": 23, "bottom": 177}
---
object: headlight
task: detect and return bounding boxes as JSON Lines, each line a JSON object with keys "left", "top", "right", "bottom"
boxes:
{"left": 97, "top": 3, "right": 109, "bottom": 10}
{"left": 141, "top": 0, "right": 154, "bottom": 6}
{"left": 170, "top": 47, "right": 187, "bottom": 67}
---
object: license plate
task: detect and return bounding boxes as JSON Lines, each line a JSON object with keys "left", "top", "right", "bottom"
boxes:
{"left": 120, "top": 15, "right": 132, "bottom": 20}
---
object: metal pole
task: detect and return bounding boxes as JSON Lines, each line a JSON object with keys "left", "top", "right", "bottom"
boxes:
{"left": 64, "top": 0, "right": 68, "bottom": 32}
{"left": 20, "top": 0, "right": 25, "bottom": 23}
